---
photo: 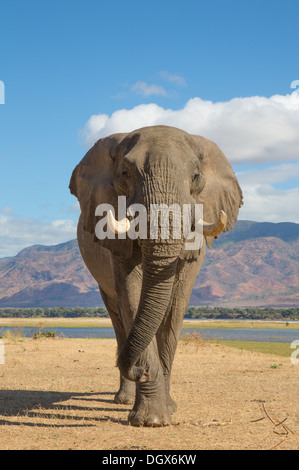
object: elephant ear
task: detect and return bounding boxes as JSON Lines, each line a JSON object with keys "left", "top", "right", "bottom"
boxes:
{"left": 69, "top": 133, "right": 134, "bottom": 258}
{"left": 189, "top": 135, "right": 243, "bottom": 248}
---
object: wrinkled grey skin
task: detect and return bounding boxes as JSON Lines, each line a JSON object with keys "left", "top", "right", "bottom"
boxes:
{"left": 69, "top": 125, "right": 243, "bottom": 427}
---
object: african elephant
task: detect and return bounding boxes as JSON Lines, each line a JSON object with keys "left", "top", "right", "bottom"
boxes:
{"left": 69, "top": 125, "right": 243, "bottom": 427}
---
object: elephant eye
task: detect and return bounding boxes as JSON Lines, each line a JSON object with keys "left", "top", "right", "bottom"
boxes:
{"left": 121, "top": 169, "right": 130, "bottom": 178}
{"left": 191, "top": 172, "right": 205, "bottom": 193}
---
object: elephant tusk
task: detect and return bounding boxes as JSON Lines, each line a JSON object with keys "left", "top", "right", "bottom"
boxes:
{"left": 197, "top": 210, "right": 227, "bottom": 237}
{"left": 107, "top": 210, "right": 131, "bottom": 234}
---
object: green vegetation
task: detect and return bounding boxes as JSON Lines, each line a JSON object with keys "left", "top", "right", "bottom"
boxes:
{"left": 0, "top": 307, "right": 108, "bottom": 318}
{"left": 0, "top": 306, "right": 299, "bottom": 321}
{"left": 215, "top": 340, "right": 293, "bottom": 357}
{"left": 185, "top": 306, "right": 299, "bottom": 321}
{"left": 33, "top": 329, "right": 57, "bottom": 339}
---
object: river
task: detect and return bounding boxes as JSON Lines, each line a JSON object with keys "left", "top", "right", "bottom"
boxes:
{"left": 1, "top": 326, "right": 299, "bottom": 343}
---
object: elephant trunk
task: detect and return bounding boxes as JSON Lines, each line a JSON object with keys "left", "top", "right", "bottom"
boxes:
{"left": 117, "top": 241, "right": 182, "bottom": 382}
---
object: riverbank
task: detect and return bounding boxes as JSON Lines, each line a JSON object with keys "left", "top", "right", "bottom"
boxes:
{"left": 1, "top": 317, "right": 299, "bottom": 330}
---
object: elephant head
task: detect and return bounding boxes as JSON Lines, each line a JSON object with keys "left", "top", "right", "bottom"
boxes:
{"left": 69, "top": 125, "right": 243, "bottom": 382}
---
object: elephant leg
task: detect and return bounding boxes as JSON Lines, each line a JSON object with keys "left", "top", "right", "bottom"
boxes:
{"left": 156, "top": 245, "right": 206, "bottom": 414}
{"left": 99, "top": 288, "right": 135, "bottom": 405}
{"left": 128, "top": 339, "right": 171, "bottom": 427}
{"left": 112, "top": 255, "right": 171, "bottom": 427}
{"left": 76, "top": 219, "right": 134, "bottom": 402}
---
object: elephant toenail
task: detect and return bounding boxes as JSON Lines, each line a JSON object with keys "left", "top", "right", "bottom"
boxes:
{"left": 145, "top": 416, "right": 162, "bottom": 427}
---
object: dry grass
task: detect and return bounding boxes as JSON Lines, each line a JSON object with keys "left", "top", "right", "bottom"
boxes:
{"left": 1, "top": 317, "right": 299, "bottom": 330}
{"left": 0, "top": 317, "right": 113, "bottom": 329}
{"left": 0, "top": 336, "right": 298, "bottom": 450}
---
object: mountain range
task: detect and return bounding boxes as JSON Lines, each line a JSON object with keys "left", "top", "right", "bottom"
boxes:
{"left": 0, "top": 220, "right": 298, "bottom": 308}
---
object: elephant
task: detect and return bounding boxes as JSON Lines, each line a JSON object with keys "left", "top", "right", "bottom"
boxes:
{"left": 69, "top": 125, "right": 243, "bottom": 427}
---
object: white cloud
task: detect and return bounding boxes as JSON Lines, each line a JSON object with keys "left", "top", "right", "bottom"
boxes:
{"left": 236, "top": 161, "right": 299, "bottom": 222}
{"left": 1, "top": 206, "right": 13, "bottom": 215}
{"left": 238, "top": 184, "right": 299, "bottom": 223}
{"left": 82, "top": 92, "right": 299, "bottom": 165}
{"left": 82, "top": 103, "right": 167, "bottom": 146}
{"left": 158, "top": 71, "right": 186, "bottom": 87}
{"left": 131, "top": 81, "right": 167, "bottom": 97}
{"left": 80, "top": 93, "right": 299, "bottom": 224}
{"left": 237, "top": 161, "right": 299, "bottom": 186}
{"left": 0, "top": 210, "right": 77, "bottom": 258}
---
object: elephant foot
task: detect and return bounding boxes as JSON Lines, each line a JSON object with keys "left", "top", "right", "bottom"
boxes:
{"left": 114, "top": 391, "right": 135, "bottom": 405}
{"left": 129, "top": 398, "right": 171, "bottom": 427}
{"left": 128, "top": 381, "right": 171, "bottom": 427}
{"left": 114, "top": 376, "right": 136, "bottom": 405}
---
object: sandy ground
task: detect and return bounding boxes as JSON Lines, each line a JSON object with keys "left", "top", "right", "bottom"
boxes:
{"left": 0, "top": 337, "right": 298, "bottom": 450}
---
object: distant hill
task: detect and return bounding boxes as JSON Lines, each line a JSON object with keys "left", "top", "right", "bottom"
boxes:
{"left": 215, "top": 221, "right": 299, "bottom": 246}
{"left": 0, "top": 240, "right": 101, "bottom": 308}
{"left": 192, "top": 236, "right": 299, "bottom": 307}
{"left": 0, "top": 220, "right": 298, "bottom": 308}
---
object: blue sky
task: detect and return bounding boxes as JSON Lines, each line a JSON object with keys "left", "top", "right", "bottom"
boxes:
{"left": 0, "top": 0, "right": 299, "bottom": 257}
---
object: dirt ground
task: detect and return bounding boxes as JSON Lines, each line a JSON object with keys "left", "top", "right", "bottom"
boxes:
{"left": 0, "top": 337, "right": 298, "bottom": 450}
